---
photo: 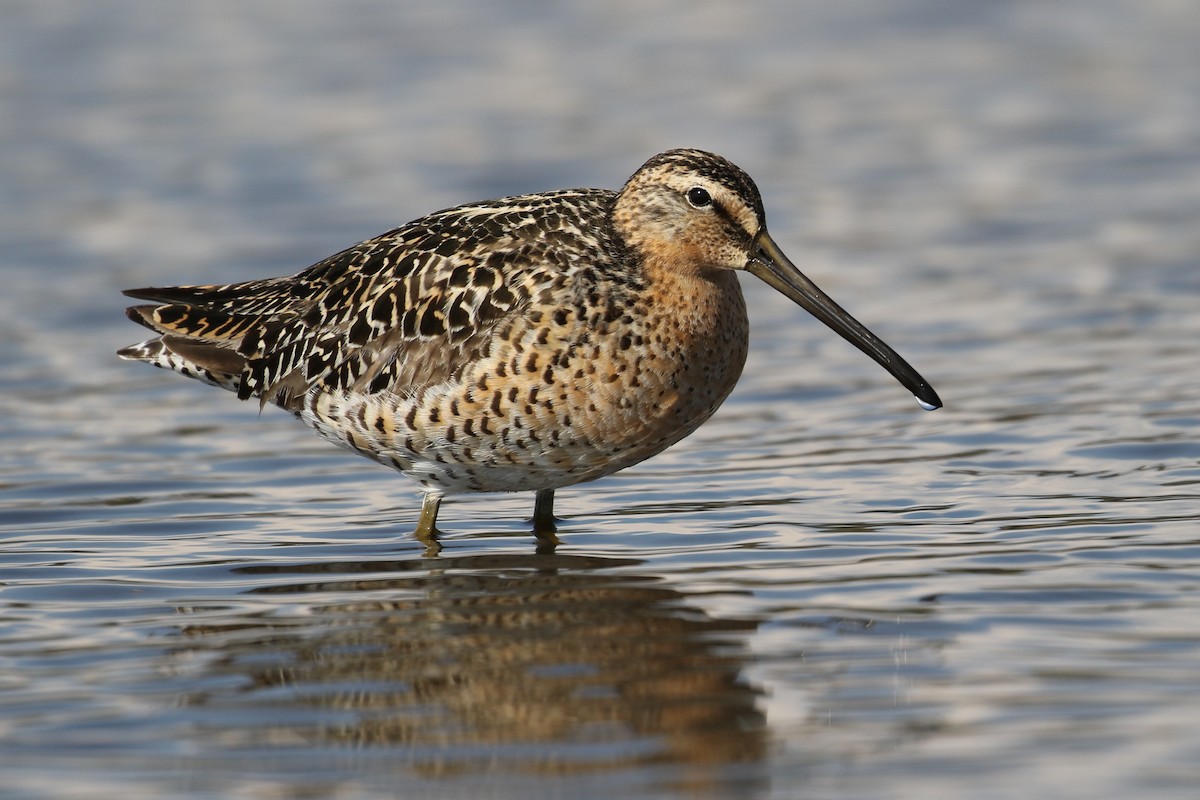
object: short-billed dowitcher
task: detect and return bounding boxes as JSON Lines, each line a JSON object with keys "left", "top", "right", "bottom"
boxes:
{"left": 119, "top": 149, "right": 940, "bottom": 546}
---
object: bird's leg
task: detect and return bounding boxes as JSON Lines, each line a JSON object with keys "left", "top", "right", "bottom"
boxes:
{"left": 532, "top": 488, "right": 560, "bottom": 548}
{"left": 532, "top": 489, "right": 558, "bottom": 532}
{"left": 414, "top": 493, "right": 443, "bottom": 555}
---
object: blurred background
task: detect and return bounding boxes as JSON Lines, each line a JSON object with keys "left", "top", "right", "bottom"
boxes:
{"left": 2, "top": 2, "right": 1199, "bottom": 798}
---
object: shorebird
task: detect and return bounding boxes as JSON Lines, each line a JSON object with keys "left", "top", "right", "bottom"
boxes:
{"left": 119, "top": 149, "right": 940, "bottom": 547}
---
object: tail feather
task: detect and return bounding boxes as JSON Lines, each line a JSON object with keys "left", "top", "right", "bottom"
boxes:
{"left": 123, "top": 277, "right": 300, "bottom": 318}
{"left": 117, "top": 334, "right": 245, "bottom": 394}
{"left": 124, "top": 303, "right": 263, "bottom": 344}
{"left": 117, "top": 244, "right": 391, "bottom": 413}
{"left": 119, "top": 296, "right": 266, "bottom": 397}
{"left": 118, "top": 291, "right": 322, "bottom": 412}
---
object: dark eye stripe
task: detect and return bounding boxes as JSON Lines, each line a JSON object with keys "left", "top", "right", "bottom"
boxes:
{"left": 683, "top": 183, "right": 754, "bottom": 244}
{"left": 708, "top": 197, "right": 752, "bottom": 245}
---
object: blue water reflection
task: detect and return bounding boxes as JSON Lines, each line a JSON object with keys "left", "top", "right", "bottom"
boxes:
{"left": 3, "top": 1, "right": 1200, "bottom": 798}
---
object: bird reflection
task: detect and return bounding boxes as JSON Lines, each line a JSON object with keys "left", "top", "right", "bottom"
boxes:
{"left": 174, "top": 550, "right": 766, "bottom": 787}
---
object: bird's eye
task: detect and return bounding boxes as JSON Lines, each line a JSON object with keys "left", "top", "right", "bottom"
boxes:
{"left": 686, "top": 187, "right": 712, "bottom": 208}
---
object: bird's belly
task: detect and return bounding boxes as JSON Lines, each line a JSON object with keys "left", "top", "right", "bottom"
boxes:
{"left": 302, "top": 357, "right": 742, "bottom": 495}
{"left": 302, "top": 274, "right": 750, "bottom": 495}
{"left": 302, "top": 340, "right": 747, "bottom": 495}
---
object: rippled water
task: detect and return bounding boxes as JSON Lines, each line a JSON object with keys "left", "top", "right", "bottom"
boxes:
{"left": 3, "top": 2, "right": 1199, "bottom": 798}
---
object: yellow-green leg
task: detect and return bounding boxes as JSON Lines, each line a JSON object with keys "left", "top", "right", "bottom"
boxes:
{"left": 533, "top": 488, "right": 560, "bottom": 548}
{"left": 414, "top": 493, "right": 443, "bottom": 555}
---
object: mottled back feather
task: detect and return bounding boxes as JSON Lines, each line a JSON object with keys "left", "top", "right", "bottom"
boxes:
{"left": 120, "top": 189, "right": 619, "bottom": 413}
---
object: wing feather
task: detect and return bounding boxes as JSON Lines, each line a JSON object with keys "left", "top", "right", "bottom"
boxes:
{"left": 118, "top": 189, "right": 617, "bottom": 413}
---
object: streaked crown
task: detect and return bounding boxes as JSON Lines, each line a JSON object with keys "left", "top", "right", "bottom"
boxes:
{"left": 612, "top": 149, "right": 768, "bottom": 273}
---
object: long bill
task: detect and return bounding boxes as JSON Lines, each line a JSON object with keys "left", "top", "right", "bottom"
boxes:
{"left": 746, "top": 230, "right": 942, "bottom": 411}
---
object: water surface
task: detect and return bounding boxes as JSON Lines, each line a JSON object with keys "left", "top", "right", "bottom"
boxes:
{"left": 2, "top": 2, "right": 1199, "bottom": 798}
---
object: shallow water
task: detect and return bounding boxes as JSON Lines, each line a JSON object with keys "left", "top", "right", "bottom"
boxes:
{"left": 3, "top": 2, "right": 1200, "bottom": 798}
